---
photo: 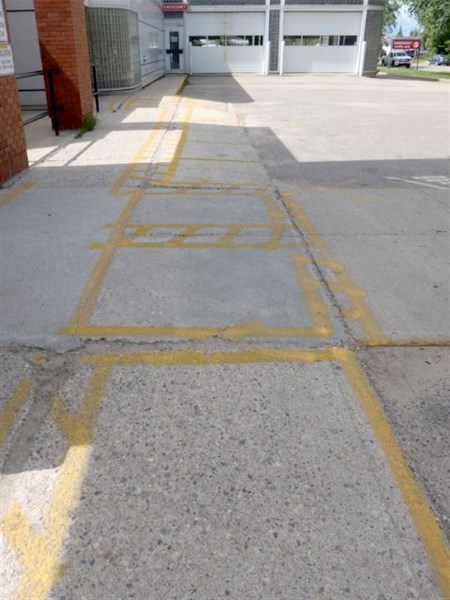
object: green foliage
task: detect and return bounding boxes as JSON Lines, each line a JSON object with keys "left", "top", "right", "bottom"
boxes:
{"left": 378, "top": 66, "right": 450, "bottom": 79}
{"left": 76, "top": 115, "right": 97, "bottom": 138}
{"left": 383, "top": 0, "right": 401, "bottom": 35}
{"left": 406, "top": 0, "right": 450, "bottom": 53}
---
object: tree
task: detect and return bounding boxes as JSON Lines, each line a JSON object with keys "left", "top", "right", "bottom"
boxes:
{"left": 383, "top": 0, "right": 401, "bottom": 36}
{"left": 396, "top": 26, "right": 404, "bottom": 37}
{"left": 406, "top": 0, "right": 450, "bottom": 53}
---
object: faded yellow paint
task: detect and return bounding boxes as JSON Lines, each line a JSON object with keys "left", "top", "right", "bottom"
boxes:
{"left": 31, "top": 353, "right": 47, "bottom": 368}
{"left": 291, "top": 254, "right": 333, "bottom": 337}
{"left": 282, "top": 191, "right": 387, "bottom": 344}
{"left": 260, "top": 190, "right": 286, "bottom": 224}
{"left": 160, "top": 108, "right": 193, "bottom": 183}
{"left": 63, "top": 190, "right": 142, "bottom": 335}
{"left": 109, "top": 108, "right": 170, "bottom": 197}
{"left": 335, "top": 348, "right": 450, "bottom": 600}
{"left": 147, "top": 180, "right": 268, "bottom": 191}
{"left": 0, "top": 378, "right": 32, "bottom": 448}
{"left": 1, "top": 366, "right": 111, "bottom": 600}
{"left": 0, "top": 182, "right": 35, "bottom": 208}
{"left": 164, "top": 224, "right": 202, "bottom": 247}
{"left": 84, "top": 347, "right": 333, "bottom": 367}
{"left": 68, "top": 323, "right": 322, "bottom": 339}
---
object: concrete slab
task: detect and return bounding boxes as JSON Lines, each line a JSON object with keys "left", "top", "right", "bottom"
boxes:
{"left": 314, "top": 231, "right": 450, "bottom": 341}
{"left": 167, "top": 156, "right": 270, "bottom": 187}
{"left": 295, "top": 185, "right": 449, "bottom": 340}
{"left": 132, "top": 191, "right": 273, "bottom": 224}
{"left": 0, "top": 189, "right": 123, "bottom": 349}
{"left": 2, "top": 357, "right": 437, "bottom": 600}
{"left": 90, "top": 248, "right": 324, "bottom": 332}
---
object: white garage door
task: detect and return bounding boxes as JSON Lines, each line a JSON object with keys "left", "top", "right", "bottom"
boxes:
{"left": 186, "top": 12, "right": 265, "bottom": 73}
{"left": 283, "top": 12, "right": 361, "bottom": 73}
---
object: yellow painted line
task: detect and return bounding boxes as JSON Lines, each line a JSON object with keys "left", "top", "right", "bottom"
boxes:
{"left": 84, "top": 347, "right": 334, "bottom": 367}
{"left": 0, "top": 181, "right": 34, "bottom": 208}
{"left": 161, "top": 108, "right": 193, "bottom": 183}
{"left": 119, "top": 242, "right": 300, "bottom": 250}
{"left": 164, "top": 224, "right": 202, "bottom": 247}
{"left": 1, "top": 365, "right": 111, "bottom": 600}
{"left": 31, "top": 352, "right": 47, "bottom": 368}
{"left": 64, "top": 190, "right": 142, "bottom": 334}
{"left": 63, "top": 322, "right": 330, "bottom": 340}
{"left": 103, "top": 223, "right": 300, "bottom": 251}
{"left": 109, "top": 108, "right": 170, "bottom": 197}
{"left": 265, "top": 224, "right": 287, "bottom": 250}
{"left": 335, "top": 349, "right": 450, "bottom": 599}
{"left": 0, "top": 378, "right": 32, "bottom": 448}
{"left": 291, "top": 254, "right": 333, "bottom": 337}
{"left": 260, "top": 190, "right": 286, "bottom": 224}
{"left": 282, "top": 191, "right": 387, "bottom": 344}
{"left": 216, "top": 224, "right": 244, "bottom": 247}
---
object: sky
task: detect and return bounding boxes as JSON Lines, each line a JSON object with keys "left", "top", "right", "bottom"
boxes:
{"left": 396, "top": 4, "right": 420, "bottom": 35}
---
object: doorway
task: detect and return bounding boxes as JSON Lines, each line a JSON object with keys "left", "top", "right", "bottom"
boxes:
{"left": 165, "top": 24, "right": 184, "bottom": 71}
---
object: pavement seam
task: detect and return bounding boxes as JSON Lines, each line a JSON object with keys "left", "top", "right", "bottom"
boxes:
{"left": 274, "top": 185, "right": 357, "bottom": 345}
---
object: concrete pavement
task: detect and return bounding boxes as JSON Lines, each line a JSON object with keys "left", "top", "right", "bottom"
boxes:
{"left": 0, "top": 73, "right": 449, "bottom": 599}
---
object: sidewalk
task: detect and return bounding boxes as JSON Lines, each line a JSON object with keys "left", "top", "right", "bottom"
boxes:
{"left": 0, "top": 74, "right": 448, "bottom": 600}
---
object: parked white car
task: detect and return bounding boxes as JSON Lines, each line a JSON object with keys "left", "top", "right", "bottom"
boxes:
{"left": 381, "top": 50, "right": 412, "bottom": 68}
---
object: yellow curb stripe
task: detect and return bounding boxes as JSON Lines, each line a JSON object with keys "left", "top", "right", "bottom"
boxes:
{"left": 0, "top": 182, "right": 34, "bottom": 208}
{"left": 335, "top": 348, "right": 450, "bottom": 598}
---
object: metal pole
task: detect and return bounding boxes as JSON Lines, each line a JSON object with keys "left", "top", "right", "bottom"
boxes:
{"left": 357, "top": 0, "right": 369, "bottom": 75}
{"left": 279, "top": 0, "right": 285, "bottom": 75}
{"left": 47, "top": 70, "right": 59, "bottom": 136}
{"left": 280, "top": 41, "right": 285, "bottom": 76}
{"left": 91, "top": 63, "right": 100, "bottom": 112}
{"left": 264, "top": 0, "right": 270, "bottom": 75}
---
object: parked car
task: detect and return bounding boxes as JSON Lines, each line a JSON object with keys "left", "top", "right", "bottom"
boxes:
{"left": 381, "top": 50, "right": 412, "bottom": 68}
{"left": 429, "top": 54, "right": 449, "bottom": 66}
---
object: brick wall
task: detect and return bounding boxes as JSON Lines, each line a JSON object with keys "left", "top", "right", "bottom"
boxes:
{"left": 34, "top": 0, "right": 93, "bottom": 129}
{"left": 0, "top": 0, "right": 28, "bottom": 185}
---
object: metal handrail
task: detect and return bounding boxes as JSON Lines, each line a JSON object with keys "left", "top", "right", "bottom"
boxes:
{"left": 17, "top": 65, "right": 99, "bottom": 133}
{"left": 16, "top": 68, "right": 61, "bottom": 135}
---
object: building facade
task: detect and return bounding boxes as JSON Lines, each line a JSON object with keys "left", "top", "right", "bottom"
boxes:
{"left": 162, "top": 0, "right": 384, "bottom": 76}
{"left": 1, "top": 0, "right": 385, "bottom": 183}
{"left": 85, "top": 0, "right": 165, "bottom": 90}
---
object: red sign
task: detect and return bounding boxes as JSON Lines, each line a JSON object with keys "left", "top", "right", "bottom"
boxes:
{"left": 162, "top": 2, "right": 188, "bottom": 10}
{"left": 392, "top": 38, "right": 421, "bottom": 50}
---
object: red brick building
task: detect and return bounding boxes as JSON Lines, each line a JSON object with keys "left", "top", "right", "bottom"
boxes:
{"left": 0, "top": 0, "right": 93, "bottom": 185}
